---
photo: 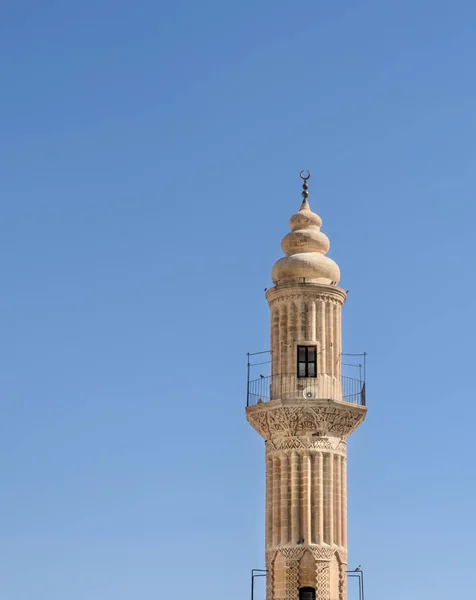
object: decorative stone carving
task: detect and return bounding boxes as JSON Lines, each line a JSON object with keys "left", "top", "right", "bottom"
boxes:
{"left": 265, "top": 440, "right": 277, "bottom": 452}
{"left": 269, "top": 293, "right": 344, "bottom": 307}
{"left": 310, "top": 547, "right": 333, "bottom": 561}
{"left": 265, "top": 436, "right": 348, "bottom": 458}
{"left": 276, "top": 437, "right": 306, "bottom": 450}
{"left": 247, "top": 401, "right": 366, "bottom": 439}
{"left": 268, "top": 436, "right": 347, "bottom": 451}
{"left": 308, "top": 438, "right": 333, "bottom": 450}
{"left": 265, "top": 550, "right": 277, "bottom": 600}
{"left": 267, "top": 407, "right": 303, "bottom": 434}
{"left": 335, "top": 440, "right": 347, "bottom": 453}
{"left": 338, "top": 560, "right": 347, "bottom": 600}
{"left": 315, "top": 562, "right": 330, "bottom": 600}
{"left": 279, "top": 547, "right": 305, "bottom": 560}
{"left": 285, "top": 559, "right": 300, "bottom": 600}
{"left": 334, "top": 549, "right": 347, "bottom": 564}
{"left": 266, "top": 285, "right": 346, "bottom": 307}
{"left": 250, "top": 411, "right": 269, "bottom": 437}
{"left": 266, "top": 549, "right": 278, "bottom": 562}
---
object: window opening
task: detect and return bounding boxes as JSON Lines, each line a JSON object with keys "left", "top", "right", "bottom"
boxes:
{"left": 297, "top": 346, "right": 317, "bottom": 378}
{"left": 299, "top": 587, "right": 316, "bottom": 600}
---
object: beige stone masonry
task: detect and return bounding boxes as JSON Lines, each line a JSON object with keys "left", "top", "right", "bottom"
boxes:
{"left": 246, "top": 194, "right": 365, "bottom": 600}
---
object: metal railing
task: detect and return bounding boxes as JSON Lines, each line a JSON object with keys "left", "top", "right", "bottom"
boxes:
{"left": 249, "top": 567, "right": 364, "bottom": 600}
{"left": 247, "top": 372, "right": 366, "bottom": 407}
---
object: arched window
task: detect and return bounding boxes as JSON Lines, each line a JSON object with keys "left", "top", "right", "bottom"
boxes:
{"left": 299, "top": 587, "right": 316, "bottom": 600}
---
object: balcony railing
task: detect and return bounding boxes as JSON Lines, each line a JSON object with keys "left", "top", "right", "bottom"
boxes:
{"left": 246, "top": 372, "right": 366, "bottom": 407}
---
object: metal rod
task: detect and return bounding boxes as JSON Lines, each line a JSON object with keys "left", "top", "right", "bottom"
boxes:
{"left": 346, "top": 574, "right": 361, "bottom": 600}
{"left": 247, "top": 353, "right": 250, "bottom": 407}
{"left": 251, "top": 570, "right": 267, "bottom": 600}
{"left": 346, "top": 571, "right": 363, "bottom": 600}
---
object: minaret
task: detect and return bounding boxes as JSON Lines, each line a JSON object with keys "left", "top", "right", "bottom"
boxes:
{"left": 246, "top": 172, "right": 367, "bottom": 600}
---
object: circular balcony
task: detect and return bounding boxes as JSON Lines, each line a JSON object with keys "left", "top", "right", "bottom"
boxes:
{"left": 247, "top": 372, "right": 366, "bottom": 407}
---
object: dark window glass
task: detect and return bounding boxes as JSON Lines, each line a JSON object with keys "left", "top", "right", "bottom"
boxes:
{"left": 297, "top": 346, "right": 317, "bottom": 378}
{"left": 299, "top": 588, "right": 316, "bottom": 600}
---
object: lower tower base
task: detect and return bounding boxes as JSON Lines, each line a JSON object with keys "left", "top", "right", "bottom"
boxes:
{"left": 267, "top": 546, "right": 347, "bottom": 600}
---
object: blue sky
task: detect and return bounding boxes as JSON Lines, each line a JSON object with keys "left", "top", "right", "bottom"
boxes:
{"left": 1, "top": 1, "right": 475, "bottom": 599}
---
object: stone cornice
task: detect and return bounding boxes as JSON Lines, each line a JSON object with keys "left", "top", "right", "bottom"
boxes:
{"left": 246, "top": 399, "right": 366, "bottom": 439}
{"left": 266, "top": 282, "right": 347, "bottom": 306}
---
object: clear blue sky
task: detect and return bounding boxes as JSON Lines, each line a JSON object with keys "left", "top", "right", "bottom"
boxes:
{"left": 1, "top": 1, "right": 475, "bottom": 599}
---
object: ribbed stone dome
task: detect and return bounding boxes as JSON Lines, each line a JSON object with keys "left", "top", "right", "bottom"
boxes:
{"left": 272, "top": 198, "right": 340, "bottom": 285}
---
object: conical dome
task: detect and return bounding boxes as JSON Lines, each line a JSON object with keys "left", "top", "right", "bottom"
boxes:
{"left": 272, "top": 178, "right": 340, "bottom": 285}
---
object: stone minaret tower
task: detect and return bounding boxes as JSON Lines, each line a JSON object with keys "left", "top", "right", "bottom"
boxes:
{"left": 246, "top": 172, "right": 367, "bottom": 600}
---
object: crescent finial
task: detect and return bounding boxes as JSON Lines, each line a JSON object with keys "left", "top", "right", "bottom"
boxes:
{"left": 300, "top": 170, "right": 311, "bottom": 203}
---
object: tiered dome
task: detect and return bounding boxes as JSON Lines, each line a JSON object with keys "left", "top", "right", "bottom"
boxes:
{"left": 271, "top": 173, "right": 340, "bottom": 285}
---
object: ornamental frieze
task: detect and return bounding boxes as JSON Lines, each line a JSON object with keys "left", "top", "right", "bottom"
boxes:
{"left": 279, "top": 547, "right": 305, "bottom": 560}
{"left": 265, "top": 436, "right": 347, "bottom": 453}
{"left": 247, "top": 400, "right": 366, "bottom": 439}
{"left": 268, "top": 293, "right": 344, "bottom": 307}
{"left": 266, "top": 546, "right": 347, "bottom": 563}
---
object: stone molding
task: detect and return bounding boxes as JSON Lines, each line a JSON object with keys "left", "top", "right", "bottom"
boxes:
{"left": 266, "top": 282, "right": 347, "bottom": 307}
{"left": 268, "top": 293, "right": 344, "bottom": 308}
{"left": 247, "top": 400, "right": 366, "bottom": 439}
{"left": 266, "top": 546, "right": 347, "bottom": 563}
{"left": 266, "top": 436, "right": 347, "bottom": 455}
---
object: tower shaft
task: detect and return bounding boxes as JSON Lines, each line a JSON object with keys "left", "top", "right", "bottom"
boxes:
{"left": 246, "top": 181, "right": 366, "bottom": 600}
